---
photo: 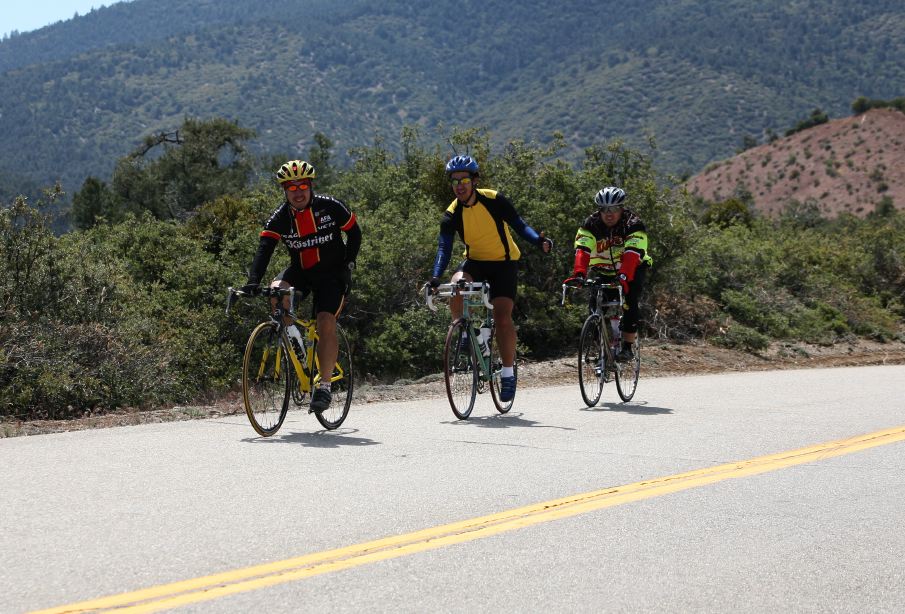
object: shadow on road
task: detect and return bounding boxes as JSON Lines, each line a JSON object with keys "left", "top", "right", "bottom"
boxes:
{"left": 579, "top": 400, "right": 673, "bottom": 415}
{"left": 243, "top": 428, "right": 380, "bottom": 448}
{"left": 443, "top": 412, "right": 575, "bottom": 430}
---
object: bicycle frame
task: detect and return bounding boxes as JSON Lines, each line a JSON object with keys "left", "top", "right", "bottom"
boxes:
{"left": 425, "top": 280, "right": 496, "bottom": 383}
{"left": 560, "top": 280, "right": 625, "bottom": 370}
{"left": 227, "top": 287, "right": 344, "bottom": 396}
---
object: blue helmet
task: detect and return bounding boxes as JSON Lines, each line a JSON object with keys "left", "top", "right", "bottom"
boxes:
{"left": 445, "top": 155, "right": 479, "bottom": 175}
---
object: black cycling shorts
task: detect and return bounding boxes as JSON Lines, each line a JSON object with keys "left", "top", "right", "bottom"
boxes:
{"left": 275, "top": 267, "right": 345, "bottom": 317}
{"left": 588, "top": 266, "right": 647, "bottom": 334}
{"left": 457, "top": 259, "right": 519, "bottom": 301}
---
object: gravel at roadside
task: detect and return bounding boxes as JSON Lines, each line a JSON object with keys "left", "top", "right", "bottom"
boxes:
{"left": 3, "top": 338, "right": 903, "bottom": 438}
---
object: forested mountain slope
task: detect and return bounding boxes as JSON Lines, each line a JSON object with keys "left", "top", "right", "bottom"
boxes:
{"left": 1, "top": 0, "right": 903, "bottom": 197}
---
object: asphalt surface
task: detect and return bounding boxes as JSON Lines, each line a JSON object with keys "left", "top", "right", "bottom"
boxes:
{"left": 2, "top": 365, "right": 904, "bottom": 613}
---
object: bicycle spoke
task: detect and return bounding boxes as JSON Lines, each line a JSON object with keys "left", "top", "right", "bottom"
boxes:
{"left": 578, "top": 315, "right": 604, "bottom": 407}
{"left": 314, "top": 324, "right": 354, "bottom": 430}
{"left": 615, "top": 336, "right": 641, "bottom": 402}
{"left": 444, "top": 320, "right": 477, "bottom": 419}
{"left": 489, "top": 324, "right": 515, "bottom": 414}
{"left": 242, "top": 322, "right": 290, "bottom": 436}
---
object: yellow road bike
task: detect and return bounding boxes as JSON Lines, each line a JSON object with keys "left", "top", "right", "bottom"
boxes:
{"left": 227, "top": 286, "right": 353, "bottom": 435}
{"left": 424, "top": 280, "right": 514, "bottom": 419}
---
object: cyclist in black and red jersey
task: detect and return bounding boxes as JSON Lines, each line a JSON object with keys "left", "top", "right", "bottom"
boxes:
{"left": 242, "top": 160, "right": 362, "bottom": 412}
{"left": 428, "top": 155, "right": 553, "bottom": 403}
{"left": 563, "top": 187, "right": 652, "bottom": 362}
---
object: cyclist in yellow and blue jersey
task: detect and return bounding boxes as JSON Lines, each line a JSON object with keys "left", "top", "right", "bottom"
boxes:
{"left": 429, "top": 155, "right": 553, "bottom": 402}
{"left": 563, "top": 187, "right": 652, "bottom": 362}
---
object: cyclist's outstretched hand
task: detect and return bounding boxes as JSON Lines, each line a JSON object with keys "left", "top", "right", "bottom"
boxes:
{"left": 240, "top": 283, "right": 260, "bottom": 296}
{"left": 427, "top": 276, "right": 442, "bottom": 293}
{"left": 539, "top": 231, "right": 553, "bottom": 254}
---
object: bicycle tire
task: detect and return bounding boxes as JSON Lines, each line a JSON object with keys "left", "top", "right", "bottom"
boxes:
{"left": 615, "top": 336, "right": 641, "bottom": 402}
{"left": 312, "top": 324, "right": 354, "bottom": 430}
{"left": 578, "top": 315, "right": 605, "bottom": 407}
{"left": 488, "top": 323, "right": 515, "bottom": 414}
{"left": 242, "top": 321, "right": 290, "bottom": 437}
{"left": 444, "top": 319, "right": 477, "bottom": 419}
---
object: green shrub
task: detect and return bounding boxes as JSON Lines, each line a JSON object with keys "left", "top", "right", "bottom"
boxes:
{"left": 712, "top": 323, "right": 770, "bottom": 351}
{"left": 3, "top": 124, "right": 903, "bottom": 420}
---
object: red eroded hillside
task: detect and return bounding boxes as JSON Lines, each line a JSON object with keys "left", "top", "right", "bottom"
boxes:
{"left": 685, "top": 108, "right": 905, "bottom": 217}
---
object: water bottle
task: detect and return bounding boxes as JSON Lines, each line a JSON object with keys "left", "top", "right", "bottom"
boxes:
{"left": 477, "top": 326, "right": 491, "bottom": 357}
{"left": 287, "top": 325, "right": 306, "bottom": 358}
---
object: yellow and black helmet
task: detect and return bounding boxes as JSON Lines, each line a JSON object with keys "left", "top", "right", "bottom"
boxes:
{"left": 276, "top": 159, "right": 316, "bottom": 184}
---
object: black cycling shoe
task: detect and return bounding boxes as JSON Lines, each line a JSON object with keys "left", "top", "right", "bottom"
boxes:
{"left": 615, "top": 346, "right": 634, "bottom": 363}
{"left": 310, "top": 387, "right": 332, "bottom": 413}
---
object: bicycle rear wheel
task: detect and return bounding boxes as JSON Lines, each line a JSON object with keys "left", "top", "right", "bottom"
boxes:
{"left": 312, "top": 324, "right": 354, "bottom": 430}
{"left": 488, "top": 324, "right": 515, "bottom": 414}
{"left": 615, "top": 336, "right": 641, "bottom": 401}
{"left": 444, "top": 319, "right": 477, "bottom": 419}
{"left": 578, "top": 315, "right": 605, "bottom": 407}
{"left": 242, "top": 321, "right": 290, "bottom": 437}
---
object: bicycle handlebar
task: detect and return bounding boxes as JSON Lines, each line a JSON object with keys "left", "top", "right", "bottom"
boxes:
{"left": 423, "top": 280, "right": 494, "bottom": 313}
{"left": 560, "top": 278, "right": 623, "bottom": 307}
{"left": 226, "top": 286, "right": 306, "bottom": 315}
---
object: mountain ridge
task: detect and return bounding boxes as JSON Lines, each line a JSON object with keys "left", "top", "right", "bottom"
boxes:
{"left": 1, "top": 0, "right": 903, "bottom": 198}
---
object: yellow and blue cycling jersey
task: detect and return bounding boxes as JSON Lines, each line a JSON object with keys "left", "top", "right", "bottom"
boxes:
{"left": 431, "top": 188, "right": 542, "bottom": 277}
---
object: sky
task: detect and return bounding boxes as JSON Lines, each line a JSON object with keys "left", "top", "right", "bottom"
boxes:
{"left": 1, "top": 1, "right": 129, "bottom": 38}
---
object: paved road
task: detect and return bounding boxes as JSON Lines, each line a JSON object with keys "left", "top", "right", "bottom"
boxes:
{"left": 2, "top": 365, "right": 904, "bottom": 613}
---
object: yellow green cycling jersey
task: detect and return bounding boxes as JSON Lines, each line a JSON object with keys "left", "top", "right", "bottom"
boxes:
{"left": 573, "top": 208, "right": 652, "bottom": 273}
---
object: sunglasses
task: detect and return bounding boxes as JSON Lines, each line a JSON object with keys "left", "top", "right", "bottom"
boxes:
{"left": 284, "top": 182, "right": 311, "bottom": 192}
{"left": 450, "top": 177, "right": 473, "bottom": 187}
{"left": 599, "top": 205, "right": 622, "bottom": 213}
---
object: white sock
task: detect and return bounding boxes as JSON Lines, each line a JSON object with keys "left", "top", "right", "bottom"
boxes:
{"left": 502, "top": 366, "right": 514, "bottom": 378}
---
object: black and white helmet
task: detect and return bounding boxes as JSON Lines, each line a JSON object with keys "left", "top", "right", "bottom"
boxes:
{"left": 594, "top": 186, "right": 626, "bottom": 208}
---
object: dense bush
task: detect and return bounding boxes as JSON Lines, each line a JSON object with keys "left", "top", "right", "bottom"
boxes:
{"left": 2, "top": 127, "right": 903, "bottom": 420}
{"left": 654, "top": 211, "right": 904, "bottom": 346}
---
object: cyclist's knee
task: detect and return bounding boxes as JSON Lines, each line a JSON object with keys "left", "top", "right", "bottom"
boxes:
{"left": 316, "top": 312, "right": 336, "bottom": 329}
{"left": 620, "top": 319, "right": 639, "bottom": 334}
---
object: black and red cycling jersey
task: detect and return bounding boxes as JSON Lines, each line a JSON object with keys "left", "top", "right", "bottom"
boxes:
{"left": 247, "top": 194, "right": 361, "bottom": 284}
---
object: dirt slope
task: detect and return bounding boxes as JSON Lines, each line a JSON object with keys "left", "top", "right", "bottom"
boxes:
{"left": 686, "top": 108, "right": 905, "bottom": 217}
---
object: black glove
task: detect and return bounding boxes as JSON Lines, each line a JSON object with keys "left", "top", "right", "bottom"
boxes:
{"left": 538, "top": 231, "right": 553, "bottom": 254}
{"left": 429, "top": 276, "right": 442, "bottom": 289}
{"left": 342, "top": 261, "right": 355, "bottom": 293}
{"left": 240, "top": 283, "right": 260, "bottom": 296}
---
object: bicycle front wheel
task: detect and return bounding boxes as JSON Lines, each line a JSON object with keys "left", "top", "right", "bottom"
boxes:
{"left": 312, "top": 324, "right": 354, "bottom": 430}
{"left": 578, "top": 315, "right": 605, "bottom": 407}
{"left": 444, "top": 319, "right": 477, "bottom": 419}
{"left": 615, "top": 336, "right": 641, "bottom": 402}
{"left": 488, "top": 324, "right": 515, "bottom": 414}
{"left": 242, "top": 321, "right": 290, "bottom": 437}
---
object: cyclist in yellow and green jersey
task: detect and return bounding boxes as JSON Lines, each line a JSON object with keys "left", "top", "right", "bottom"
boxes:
{"left": 563, "top": 187, "right": 652, "bottom": 362}
{"left": 429, "top": 155, "right": 553, "bottom": 402}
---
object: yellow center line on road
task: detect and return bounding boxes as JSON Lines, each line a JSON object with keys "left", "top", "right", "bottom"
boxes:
{"left": 33, "top": 425, "right": 905, "bottom": 614}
